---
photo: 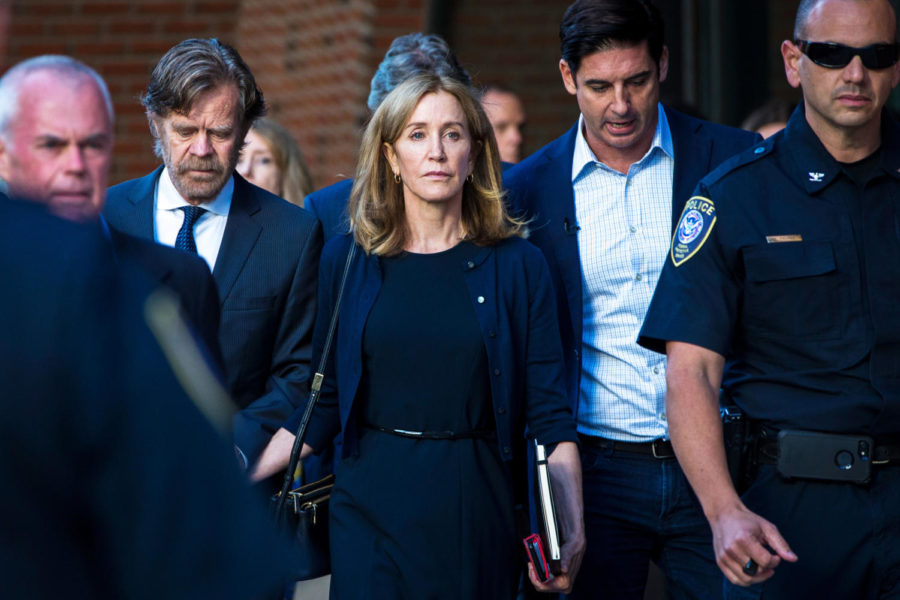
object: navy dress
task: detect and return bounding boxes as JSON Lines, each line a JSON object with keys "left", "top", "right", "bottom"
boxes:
{"left": 328, "top": 242, "right": 520, "bottom": 599}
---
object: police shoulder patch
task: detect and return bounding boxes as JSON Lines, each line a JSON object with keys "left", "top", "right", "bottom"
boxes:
{"left": 671, "top": 196, "right": 716, "bottom": 266}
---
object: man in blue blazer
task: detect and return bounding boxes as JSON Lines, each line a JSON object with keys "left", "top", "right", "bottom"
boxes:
{"left": 505, "top": 1, "right": 760, "bottom": 598}
{"left": 104, "top": 39, "right": 322, "bottom": 462}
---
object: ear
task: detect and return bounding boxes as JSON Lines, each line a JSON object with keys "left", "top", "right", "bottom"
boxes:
{"left": 782, "top": 40, "right": 803, "bottom": 89}
{"left": 0, "top": 136, "right": 11, "bottom": 183}
{"left": 658, "top": 46, "right": 670, "bottom": 83}
{"left": 382, "top": 142, "right": 399, "bottom": 174}
{"left": 560, "top": 59, "right": 578, "bottom": 95}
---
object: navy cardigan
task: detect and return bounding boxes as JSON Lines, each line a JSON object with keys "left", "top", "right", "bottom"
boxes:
{"left": 298, "top": 234, "right": 578, "bottom": 462}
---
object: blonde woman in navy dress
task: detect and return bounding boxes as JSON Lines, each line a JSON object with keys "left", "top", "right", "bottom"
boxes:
{"left": 255, "top": 74, "right": 584, "bottom": 599}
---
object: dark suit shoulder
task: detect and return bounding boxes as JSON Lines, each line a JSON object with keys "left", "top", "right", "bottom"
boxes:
{"left": 109, "top": 227, "right": 208, "bottom": 276}
{"left": 665, "top": 106, "right": 760, "bottom": 153}
{"left": 305, "top": 179, "right": 354, "bottom": 241}
{"left": 505, "top": 125, "right": 577, "bottom": 187}
{"left": 241, "top": 180, "right": 320, "bottom": 238}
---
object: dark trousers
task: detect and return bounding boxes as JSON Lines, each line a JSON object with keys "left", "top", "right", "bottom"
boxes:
{"left": 568, "top": 442, "right": 720, "bottom": 600}
{"left": 725, "top": 464, "right": 900, "bottom": 600}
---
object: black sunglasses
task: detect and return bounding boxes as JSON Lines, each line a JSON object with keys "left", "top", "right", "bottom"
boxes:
{"left": 796, "top": 40, "right": 900, "bottom": 69}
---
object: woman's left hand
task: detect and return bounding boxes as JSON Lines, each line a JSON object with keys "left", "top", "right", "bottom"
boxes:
{"left": 529, "top": 441, "right": 585, "bottom": 593}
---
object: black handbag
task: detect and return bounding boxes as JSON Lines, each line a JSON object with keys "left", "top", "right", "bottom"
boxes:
{"left": 273, "top": 242, "right": 356, "bottom": 581}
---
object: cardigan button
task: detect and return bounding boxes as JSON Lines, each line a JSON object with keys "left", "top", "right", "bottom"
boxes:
{"left": 488, "top": 330, "right": 496, "bottom": 338}
{"left": 477, "top": 296, "right": 485, "bottom": 304}
{"left": 467, "top": 260, "right": 475, "bottom": 269}
{"left": 497, "top": 407, "right": 506, "bottom": 414}
{"left": 503, "top": 446, "right": 511, "bottom": 454}
{"left": 493, "top": 369, "right": 501, "bottom": 376}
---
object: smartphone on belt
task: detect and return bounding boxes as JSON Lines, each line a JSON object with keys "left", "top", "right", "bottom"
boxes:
{"left": 523, "top": 533, "right": 551, "bottom": 583}
{"left": 777, "top": 430, "right": 873, "bottom": 483}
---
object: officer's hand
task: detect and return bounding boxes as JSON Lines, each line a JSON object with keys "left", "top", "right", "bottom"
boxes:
{"left": 710, "top": 504, "right": 797, "bottom": 586}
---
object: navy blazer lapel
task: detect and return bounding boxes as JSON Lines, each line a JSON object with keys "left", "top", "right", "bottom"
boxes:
{"left": 536, "top": 124, "right": 582, "bottom": 346}
{"left": 668, "top": 107, "right": 713, "bottom": 232}
{"left": 124, "top": 166, "right": 164, "bottom": 240}
{"left": 213, "top": 174, "right": 263, "bottom": 301}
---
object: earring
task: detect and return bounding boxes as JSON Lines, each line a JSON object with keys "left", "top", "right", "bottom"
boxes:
{"left": 394, "top": 172, "right": 401, "bottom": 184}
{"left": 467, "top": 174, "right": 474, "bottom": 183}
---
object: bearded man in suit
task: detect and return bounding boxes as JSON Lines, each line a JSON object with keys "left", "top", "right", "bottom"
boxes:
{"left": 104, "top": 39, "right": 322, "bottom": 462}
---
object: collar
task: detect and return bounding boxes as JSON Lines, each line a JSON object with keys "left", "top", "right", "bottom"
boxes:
{"left": 784, "top": 105, "right": 900, "bottom": 194}
{"left": 156, "top": 167, "right": 234, "bottom": 216}
{"left": 572, "top": 102, "right": 673, "bottom": 181}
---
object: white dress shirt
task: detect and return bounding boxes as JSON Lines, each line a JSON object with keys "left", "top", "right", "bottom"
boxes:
{"left": 572, "top": 104, "right": 674, "bottom": 442}
{"left": 154, "top": 168, "right": 232, "bottom": 272}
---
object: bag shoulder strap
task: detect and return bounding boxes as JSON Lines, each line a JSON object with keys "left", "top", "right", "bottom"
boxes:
{"left": 277, "top": 242, "right": 357, "bottom": 504}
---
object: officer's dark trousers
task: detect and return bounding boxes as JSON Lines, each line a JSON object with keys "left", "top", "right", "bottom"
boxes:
{"left": 568, "top": 443, "right": 720, "bottom": 600}
{"left": 726, "top": 464, "right": 900, "bottom": 599}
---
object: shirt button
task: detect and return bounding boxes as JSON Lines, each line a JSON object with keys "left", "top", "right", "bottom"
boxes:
{"left": 754, "top": 146, "right": 765, "bottom": 154}
{"left": 629, "top": 226, "right": 637, "bottom": 233}
{"left": 477, "top": 296, "right": 485, "bottom": 304}
{"left": 636, "top": 274, "right": 643, "bottom": 281}
{"left": 653, "top": 366, "right": 660, "bottom": 374}
{"left": 660, "top": 413, "right": 667, "bottom": 421}
{"left": 493, "top": 369, "right": 501, "bottom": 376}
{"left": 466, "top": 260, "right": 475, "bottom": 269}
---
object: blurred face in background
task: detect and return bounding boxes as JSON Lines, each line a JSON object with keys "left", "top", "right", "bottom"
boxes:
{"left": 237, "top": 127, "right": 281, "bottom": 196}
{"left": 481, "top": 88, "right": 526, "bottom": 163}
{"left": 0, "top": 71, "right": 112, "bottom": 221}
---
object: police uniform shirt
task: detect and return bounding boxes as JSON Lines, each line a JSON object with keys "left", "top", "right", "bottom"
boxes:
{"left": 638, "top": 106, "right": 900, "bottom": 437}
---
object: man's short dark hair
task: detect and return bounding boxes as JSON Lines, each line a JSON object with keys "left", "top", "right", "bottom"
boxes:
{"left": 559, "top": 0, "right": 665, "bottom": 75}
{"left": 142, "top": 38, "right": 266, "bottom": 128}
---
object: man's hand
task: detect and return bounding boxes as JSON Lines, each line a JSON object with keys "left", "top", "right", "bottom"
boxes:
{"left": 711, "top": 503, "right": 797, "bottom": 586}
{"left": 249, "top": 427, "right": 299, "bottom": 482}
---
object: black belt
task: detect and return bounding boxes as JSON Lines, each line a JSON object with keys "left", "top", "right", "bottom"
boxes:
{"left": 578, "top": 433, "right": 675, "bottom": 459}
{"left": 364, "top": 423, "right": 495, "bottom": 441}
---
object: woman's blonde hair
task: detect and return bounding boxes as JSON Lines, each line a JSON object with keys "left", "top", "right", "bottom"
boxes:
{"left": 250, "top": 118, "right": 314, "bottom": 206}
{"left": 349, "top": 73, "right": 524, "bottom": 255}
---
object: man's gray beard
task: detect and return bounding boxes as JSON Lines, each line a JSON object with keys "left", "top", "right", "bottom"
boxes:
{"left": 154, "top": 136, "right": 241, "bottom": 204}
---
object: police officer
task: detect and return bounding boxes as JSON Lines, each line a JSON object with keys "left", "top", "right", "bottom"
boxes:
{"left": 638, "top": 0, "right": 900, "bottom": 597}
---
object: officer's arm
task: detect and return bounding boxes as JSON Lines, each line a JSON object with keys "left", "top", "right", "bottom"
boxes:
{"left": 665, "top": 340, "right": 797, "bottom": 587}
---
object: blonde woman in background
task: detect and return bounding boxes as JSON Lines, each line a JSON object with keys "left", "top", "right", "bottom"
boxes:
{"left": 237, "top": 118, "right": 313, "bottom": 206}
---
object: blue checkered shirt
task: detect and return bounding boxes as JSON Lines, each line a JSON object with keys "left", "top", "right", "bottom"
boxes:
{"left": 572, "top": 104, "right": 674, "bottom": 442}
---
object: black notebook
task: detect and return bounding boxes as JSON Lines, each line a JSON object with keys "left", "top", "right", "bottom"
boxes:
{"left": 534, "top": 439, "right": 562, "bottom": 574}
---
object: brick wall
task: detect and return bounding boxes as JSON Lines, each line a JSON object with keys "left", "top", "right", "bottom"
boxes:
{"left": 450, "top": 0, "right": 577, "bottom": 159}
{"left": 236, "top": 0, "right": 427, "bottom": 190}
{"left": 5, "top": 0, "right": 240, "bottom": 185}
{"left": 4, "top": 1, "right": 791, "bottom": 191}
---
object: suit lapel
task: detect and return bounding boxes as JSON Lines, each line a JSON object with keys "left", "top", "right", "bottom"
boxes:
{"left": 213, "top": 174, "right": 262, "bottom": 302}
{"left": 126, "top": 166, "right": 164, "bottom": 239}
{"left": 537, "top": 125, "right": 582, "bottom": 346}
{"left": 668, "top": 108, "right": 712, "bottom": 232}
